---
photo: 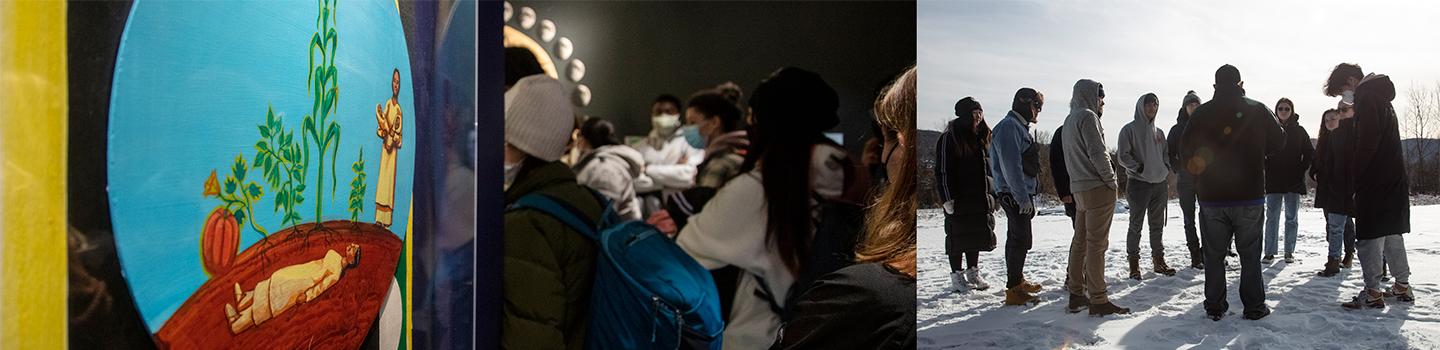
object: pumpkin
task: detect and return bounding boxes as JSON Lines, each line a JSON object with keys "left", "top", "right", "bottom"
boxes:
{"left": 201, "top": 207, "right": 240, "bottom": 276}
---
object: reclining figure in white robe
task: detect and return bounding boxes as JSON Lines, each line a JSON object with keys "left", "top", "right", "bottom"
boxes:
{"left": 224, "top": 243, "right": 360, "bottom": 334}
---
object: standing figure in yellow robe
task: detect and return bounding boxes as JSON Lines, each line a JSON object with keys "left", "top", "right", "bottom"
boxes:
{"left": 224, "top": 243, "right": 360, "bottom": 334}
{"left": 375, "top": 69, "right": 403, "bottom": 228}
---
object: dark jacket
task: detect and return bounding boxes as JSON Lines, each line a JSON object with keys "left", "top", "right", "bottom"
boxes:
{"left": 1313, "top": 117, "right": 1356, "bottom": 216}
{"left": 1350, "top": 74, "right": 1410, "bottom": 238}
{"left": 1264, "top": 115, "right": 1314, "bottom": 194}
{"left": 1050, "top": 127, "right": 1072, "bottom": 200}
{"left": 1180, "top": 88, "right": 1286, "bottom": 205}
{"left": 936, "top": 118, "right": 997, "bottom": 252}
{"left": 1168, "top": 108, "right": 1195, "bottom": 186}
{"left": 774, "top": 263, "right": 916, "bottom": 350}
{"left": 503, "top": 160, "right": 603, "bottom": 350}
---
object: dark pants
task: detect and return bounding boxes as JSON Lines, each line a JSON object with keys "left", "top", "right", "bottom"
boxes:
{"left": 1000, "top": 194, "right": 1034, "bottom": 289}
{"left": 948, "top": 250, "right": 979, "bottom": 271}
{"left": 1127, "top": 179, "right": 1168, "bottom": 259}
{"left": 1178, "top": 181, "right": 1200, "bottom": 252}
{"left": 1201, "top": 205, "right": 1268, "bottom": 316}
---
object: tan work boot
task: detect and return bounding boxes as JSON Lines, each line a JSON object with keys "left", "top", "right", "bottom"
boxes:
{"left": 1004, "top": 286, "right": 1038, "bottom": 306}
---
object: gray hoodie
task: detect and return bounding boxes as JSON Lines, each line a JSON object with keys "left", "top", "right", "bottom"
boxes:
{"left": 1062, "top": 79, "right": 1118, "bottom": 193}
{"left": 1117, "top": 95, "right": 1171, "bottom": 183}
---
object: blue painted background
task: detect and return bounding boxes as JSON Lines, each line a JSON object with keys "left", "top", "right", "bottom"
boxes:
{"left": 106, "top": 0, "right": 415, "bottom": 332}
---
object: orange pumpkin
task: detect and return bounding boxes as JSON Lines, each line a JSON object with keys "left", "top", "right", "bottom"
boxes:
{"left": 201, "top": 207, "right": 240, "bottom": 276}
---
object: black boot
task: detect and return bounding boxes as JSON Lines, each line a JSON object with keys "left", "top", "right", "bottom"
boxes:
{"left": 1128, "top": 257, "right": 1142, "bottom": 280}
{"left": 1189, "top": 247, "right": 1204, "bottom": 270}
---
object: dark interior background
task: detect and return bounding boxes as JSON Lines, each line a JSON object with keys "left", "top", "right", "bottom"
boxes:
{"left": 507, "top": 0, "right": 916, "bottom": 155}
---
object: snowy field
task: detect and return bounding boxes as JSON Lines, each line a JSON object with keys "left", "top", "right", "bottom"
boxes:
{"left": 917, "top": 202, "right": 1440, "bottom": 350}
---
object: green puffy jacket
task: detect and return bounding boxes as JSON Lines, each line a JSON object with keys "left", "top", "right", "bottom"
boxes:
{"left": 503, "top": 160, "right": 602, "bottom": 350}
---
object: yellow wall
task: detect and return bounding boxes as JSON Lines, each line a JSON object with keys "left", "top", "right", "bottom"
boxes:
{"left": 1, "top": 0, "right": 68, "bottom": 348}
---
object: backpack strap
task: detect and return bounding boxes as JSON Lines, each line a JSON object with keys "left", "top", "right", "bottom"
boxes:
{"left": 509, "top": 193, "right": 601, "bottom": 241}
{"left": 507, "top": 189, "right": 623, "bottom": 241}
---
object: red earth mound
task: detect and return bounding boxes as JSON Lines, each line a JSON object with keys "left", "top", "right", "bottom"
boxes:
{"left": 155, "top": 220, "right": 401, "bottom": 350}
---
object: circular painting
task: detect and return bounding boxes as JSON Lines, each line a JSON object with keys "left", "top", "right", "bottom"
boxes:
{"left": 106, "top": 0, "right": 414, "bottom": 348}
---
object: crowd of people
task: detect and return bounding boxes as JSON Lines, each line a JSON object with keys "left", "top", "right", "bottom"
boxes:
{"left": 501, "top": 46, "right": 918, "bottom": 347}
{"left": 935, "top": 63, "right": 1416, "bottom": 320}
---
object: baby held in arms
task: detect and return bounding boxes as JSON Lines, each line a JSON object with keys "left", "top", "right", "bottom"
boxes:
{"left": 224, "top": 243, "right": 361, "bottom": 334}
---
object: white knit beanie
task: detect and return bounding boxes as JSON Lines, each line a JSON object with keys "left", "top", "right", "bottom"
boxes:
{"left": 505, "top": 74, "right": 574, "bottom": 162}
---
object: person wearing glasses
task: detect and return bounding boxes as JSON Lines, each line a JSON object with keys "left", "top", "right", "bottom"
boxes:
{"left": 1262, "top": 98, "right": 1313, "bottom": 264}
{"left": 989, "top": 87, "right": 1045, "bottom": 305}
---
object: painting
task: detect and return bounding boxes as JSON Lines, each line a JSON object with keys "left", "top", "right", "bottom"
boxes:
{"left": 105, "top": 0, "right": 415, "bottom": 348}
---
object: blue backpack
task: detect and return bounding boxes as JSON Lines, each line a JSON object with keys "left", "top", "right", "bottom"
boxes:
{"left": 509, "top": 192, "right": 725, "bottom": 349}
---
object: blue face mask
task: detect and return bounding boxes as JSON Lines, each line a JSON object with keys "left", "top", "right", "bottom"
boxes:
{"left": 681, "top": 125, "right": 707, "bottom": 149}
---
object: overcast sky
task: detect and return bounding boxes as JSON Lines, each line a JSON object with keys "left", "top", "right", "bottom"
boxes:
{"left": 919, "top": 0, "right": 1440, "bottom": 146}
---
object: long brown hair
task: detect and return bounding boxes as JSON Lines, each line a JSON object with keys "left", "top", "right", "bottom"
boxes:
{"left": 857, "top": 65, "right": 917, "bottom": 278}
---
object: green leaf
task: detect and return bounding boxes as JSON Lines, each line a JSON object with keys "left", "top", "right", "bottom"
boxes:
{"left": 275, "top": 190, "right": 289, "bottom": 209}
{"left": 225, "top": 176, "right": 238, "bottom": 194}
{"left": 259, "top": 124, "right": 271, "bottom": 139}
{"left": 232, "top": 155, "right": 247, "bottom": 181}
{"left": 247, "top": 182, "right": 262, "bottom": 198}
{"left": 233, "top": 209, "right": 246, "bottom": 226}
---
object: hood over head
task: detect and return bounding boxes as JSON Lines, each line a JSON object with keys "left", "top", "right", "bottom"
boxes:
{"left": 1357, "top": 73, "right": 1396, "bottom": 103}
{"left": 1070, "top": 79, "right": 1103, "bottom": 117}
{"left": 1134, "top": 93, "right": 1158, "bottom": 126}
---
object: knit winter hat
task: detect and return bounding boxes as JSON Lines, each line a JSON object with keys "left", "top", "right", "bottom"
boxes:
{"left": 505, "top": 74, "right": 575, "bottom": 162}
{"left": 1183, "top": 90, "right": 1201, "bottom": 106}
{"left": 954, "top": 96, "right": 982, "bottom": 116}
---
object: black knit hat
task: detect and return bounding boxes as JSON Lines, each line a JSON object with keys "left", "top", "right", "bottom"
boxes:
{"left": 954, "top": 97, "right": 982, "bottom": 116}
{"left": 1011, "top": 87, "right": 1042, "bottom": 115}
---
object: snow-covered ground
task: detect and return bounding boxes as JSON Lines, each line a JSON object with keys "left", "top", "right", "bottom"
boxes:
{"left": 918, "top": 201, "right": 1440, "bottom": 350}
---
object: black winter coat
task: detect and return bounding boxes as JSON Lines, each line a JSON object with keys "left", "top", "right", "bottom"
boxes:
{"left": 1050, "top": 127, "right": 1072, "bottom": 199}
{"left": 1264, "top": 116, "right": 1314, "bottom": 194}
{"left": 1350, "top": 75, "right": 1410, "bottom": 238}
{"left": 1179, "top": 89, "right": 1286, "bottom": 204}
{"left": 935, "top": 118, "right": 996, "bottom": 252}
{"left": 1168, "top": 108, "right": 1195, "bottom": 186}
{"left": 1313, "top": 117, "right": 1356, "bottom": 216}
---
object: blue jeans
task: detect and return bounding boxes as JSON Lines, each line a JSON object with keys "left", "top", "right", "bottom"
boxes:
{"left": 1201, "top": 205, "right": 1267, "bottom": 315}
{"left": 1264, "top": 193, "right": 1300, "bottom": 256}
{"left": 1324, "top": 212, "right": 1355, "bottom": 259}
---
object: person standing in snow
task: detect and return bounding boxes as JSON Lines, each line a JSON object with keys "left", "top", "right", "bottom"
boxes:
{"left": 1060, "top": 79, "right": 1130, "bottom": 316}
{"left": 1050, "top": 126, "right": 1073, "bottom": 220}
{"left": 572, "top": 116, "right": 647, "bottom": 220}
{"left": 1312, "top": 108, "right": 1357, "bottom": 277}
{"left": 937, "top": 97, "right": 996, "bottom": 292}
{"left": 1180, "top": 65, "right": 1284, "bottom": 321}
{"left": 1169, "top": 91, "right": 1207, "bottom": 269}
{"left": 989, "top": 88, "right": 1046, "bottom": 305}
{"left": 1325, "top": 63, "right": 1415, "bottom": 309}
{"left": 1262, "top": 98, "right": 1314, "bottom": 264}
{"left": 1117, "top": 93, "right": 1177, "bottom": 280}
{"left": 632, "top": 94, "right": 705, "bottom": 218}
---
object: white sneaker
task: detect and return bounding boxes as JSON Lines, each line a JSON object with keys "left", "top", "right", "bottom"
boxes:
{"left": 950, "top": 271, "right": 970, "bottom": 292}
{"left": 967, "top": 269, "right": 991, "bottom": 291}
